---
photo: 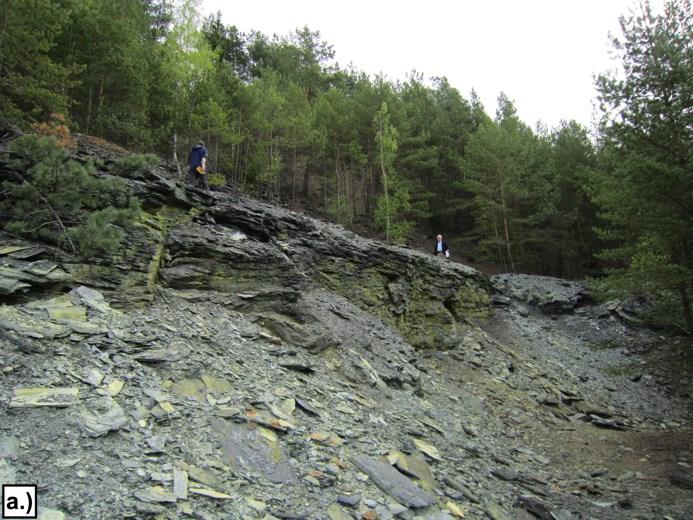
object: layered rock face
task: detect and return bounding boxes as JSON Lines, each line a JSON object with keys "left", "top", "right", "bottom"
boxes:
{"left": 2, "top": 136, "right": 491, "bottom": 349}
{"left": 1, "top": 140, "right": 691, "bottom": 520}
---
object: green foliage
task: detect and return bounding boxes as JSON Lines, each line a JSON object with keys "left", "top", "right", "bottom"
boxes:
{"left": 0, "top": 0, "right": 77, "bottom": 124}
{"left": 107, "top": 153, "right": 160, "bottom": 176}
{"left": 326, "top": 194, "right": 353, "bottom": 225}
{"left": 373, "top": 102, "right": 413, "bottom": 244}
{"left": 594, "top": 0, "right": 693, "bottom": 332}
{"left": 6, "top": 0, "right": 689, "bottom": 306}
{"left": 208, "top": 172, "right": 226, "bottom": 187}
{"left": 1, "top": 136, "right": 140, "bottom": 256}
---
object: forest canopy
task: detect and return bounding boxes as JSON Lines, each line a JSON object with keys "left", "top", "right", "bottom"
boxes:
{"left": 0, "top": 0, "right": 691, "bottom": 332}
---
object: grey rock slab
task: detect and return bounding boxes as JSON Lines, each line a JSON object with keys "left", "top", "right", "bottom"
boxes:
{"left": 77, "top": 397, "right": 128, "bottom": 437}
{"left": 515, "top": 495, "right": 553, "bottom": 519}
{"left": 216, "top": 420, "right": 297, "bottom": 484}
{"left": 442, "top": 477, "right": 480, "bottom": 504}
{"left": 0, "top": 436, "right": 20, "bottom": 459}
{"left": 351, "top": 454, "right": 435, "bottom": 509}
{"left": 173, "top": 468, "right": 189, "bottom": 499}
{"left": 326, "top": 504, "right": 354, "bottom": 520}
{"left": 9, "top": 387, "right": 79, "bottom": 407}
{"left": 0, "top": 276, "right": 30, "bottom": 295}
{"left": 337, "top": 494, "right": 361, "bottom": 507}
{"left": 670, "top": 471, "right": 693, "bottom": 490}
{"left": 491, "top": 274, "right": 585, "bottom": 314}
{"left": 134, "top": 486, "right": 177, "bottom": 503}
{"left": 71, "top": 286, "right": 112, "bottom": 313}
{"left": 485, "top": 502, "right": 512, "bottom": 520}
{"left": 491, "top": 468, "right": 520, "bottom": 481}
{"left": 426, "top": 512, "right": 455, "bottom": 520}
{"left": 295, "top": 397, "right": 321, "bottom": 417}
{"left": 388, "top": 503, "right": 408, "bottom": 515}
{"left": 0, "top": 459, "right": 16, "bottom": 487}
{"left": 38, "top": 509, "right": 67, "bottom": 520}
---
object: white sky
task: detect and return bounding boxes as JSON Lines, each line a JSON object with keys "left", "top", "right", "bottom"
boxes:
{"left": 201, "top": 0, "right": 662, "bottom": 130}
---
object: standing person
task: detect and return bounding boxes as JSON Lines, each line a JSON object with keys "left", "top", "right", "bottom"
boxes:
{"left": 188, "top": 140, "right": 209, "bottom": 192}
{"left": 433, "top": 234, "right": 450, "bottom": 258}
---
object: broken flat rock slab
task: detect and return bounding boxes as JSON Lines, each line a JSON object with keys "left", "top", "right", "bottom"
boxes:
{"left": 38, "top": 509, "right": 67, "bottom": 520}
{"left": 77, "top": 397, "right": 128, "bottom": 437}
{"left": 171, "top": 378, "right": 207, "bottom": 401}
{"left": 485, "top": 502, "right": 512, "bottom": 520}
{"left": 0, "top": 459, "right": 16, "bottom": 487}
{"left": 443, "top": 477, "right": 480, "bottom": 504}
{"left": 308, "top": 431, "right": 344, "bottom": 447}
{"left": 0, "top": 259, "right": 69, "bottom": 287}
{"left": 388, "top": 450, "right": 435, "bottom": 490}
{"left": 491, "top": 468, "right": 520, "bottom": 481}
{"left": 188, "top": 465, "right": 222, "bottom": 489}
{"left": 106, "top": 379, "right": 124, "bottom": 397}
{"left": 132, "top": 345, "right": 187, "bottom": 363}
{"left": 337, "top": 494, "right": 361, "bottom": 508}
{"left": 10, "top": 387, "right": 79, "bottom": 408}
{"left": 0, "top": 277, "right": 30, "bottom": 295}
{"left": 189, "top": 487, "right": 232, "bottom": 499}
{"left": 135, "top": 485, "right": 177, "bottom": 504}
{"left": 244, "top": 408, "right": 295, "bottom": 431}
{"left": 173, "top": 467, "right": 188, "bottom": 499}
{"left": 0, "top": 307, "right": 71, "bottom": 339}
{"left": 327, "top": 504, "right": 354, "bottom": 520}
{"left": 490, "top": 274, "right": 585, "bottom": 313}
{"left": 670, "top": 471, "right": 693, "bottom": 490}
{"left": 201, "top": 373, "right": 234, "bottom": 394}
{"left": 0, "top": 245, "right": 30, "bottom": 256}
{"left": 0, "top": 436, "right": 20, "bottom": 459}
{"left": 295, "top": 397, "right": 321, "bottom": 417}
{"left": 216, "top": 421, "right": 298, "bottom": 484}
{"left": 7, "top": 247, "right": 44, "bottom": 260}
{"left": 446, "top": 501, "right": 467, "bottom": 518}
{"left": 426, "top": 512, "right": 455, "bottom": 520}
{"left": 351, "top": 454, "right": 435, "bottom": 509}
{"left": 515, "top": 495, "right": 553, "bottom": 519}
{"left": 413, "top": 438, "right": 443, "bottom": 461}
{"left": 70, "top": 285, "right": 112, "bottom": 313}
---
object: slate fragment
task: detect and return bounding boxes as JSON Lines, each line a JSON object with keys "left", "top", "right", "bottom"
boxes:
{"left": 351, "top": 454, "right": 435, "bottom": 508}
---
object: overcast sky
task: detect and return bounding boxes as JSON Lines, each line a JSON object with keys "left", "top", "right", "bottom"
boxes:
{"left": 201, "top": 0, "right": 662, "bottom": 130}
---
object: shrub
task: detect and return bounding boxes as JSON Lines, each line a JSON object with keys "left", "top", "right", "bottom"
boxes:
{"left": 1, "top": 135, "right": 140, "bottom": 256}
{"left": 208, "top": 172, "right": 226, "bottom": 188}
{"left": 107, "top": 153, "right": 160, "bottom": 177}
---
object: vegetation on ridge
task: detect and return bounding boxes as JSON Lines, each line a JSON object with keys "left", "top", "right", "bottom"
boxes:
{"left": 0, "top": 0, "right": 690, "bottom": 332}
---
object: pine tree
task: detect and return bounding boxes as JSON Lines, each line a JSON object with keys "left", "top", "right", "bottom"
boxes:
{"left": 594, "top": 0, "right": 693, "bottom": 332}
{"left": 2, "top": 136, "right": 141, "bottom": 256}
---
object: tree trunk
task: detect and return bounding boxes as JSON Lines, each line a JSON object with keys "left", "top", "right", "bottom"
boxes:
{"left": 173, "top": 132, "right": 182, "bottom": 178}
{"left": 679, "top": 284, "right": 693, "bottom": 334}
{"left": 86, "top": 87, "right": 93, "bottom": 136}
{"left": 492, "top": 212, "right": 505, "bottom": 271}
{"left": 291, "top": 146, "right": 297, "bottom": 208}
{"left": 97, "top": 77, "right": 105, "bottom": 137}
{"left": 499, "top": 180, "right": 514, "bottom": 272}
{"left": 303, "top": 158, "right": 310, "bottom": 199}
{"left": 379, "top": 119, "right": 391, "bottom": 241}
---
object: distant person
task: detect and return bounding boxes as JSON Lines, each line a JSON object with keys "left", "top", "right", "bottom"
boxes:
{"left": 188, "top": 140, "right": 209, "bottom": 192}
{"left": 433, "top": 234, "right": 449, "bottom": 258}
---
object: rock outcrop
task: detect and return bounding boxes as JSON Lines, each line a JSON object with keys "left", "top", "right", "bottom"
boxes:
{"left": 490, "top": 273, "right": 587, "bottom": 314}
{"left": 1, "top": 137, "right": 691, "bottom": 520}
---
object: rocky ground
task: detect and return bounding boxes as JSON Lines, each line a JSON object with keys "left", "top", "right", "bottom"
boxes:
{"left": 1, "top": 136, "right": 692, "bottom": 519}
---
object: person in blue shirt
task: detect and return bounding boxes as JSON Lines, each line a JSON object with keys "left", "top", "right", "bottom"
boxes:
{"left": 187, "top": 140, "right": 209, "bottom": 192}
{"left": 433, "top": 234, "right": 449, "bottom": 258}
